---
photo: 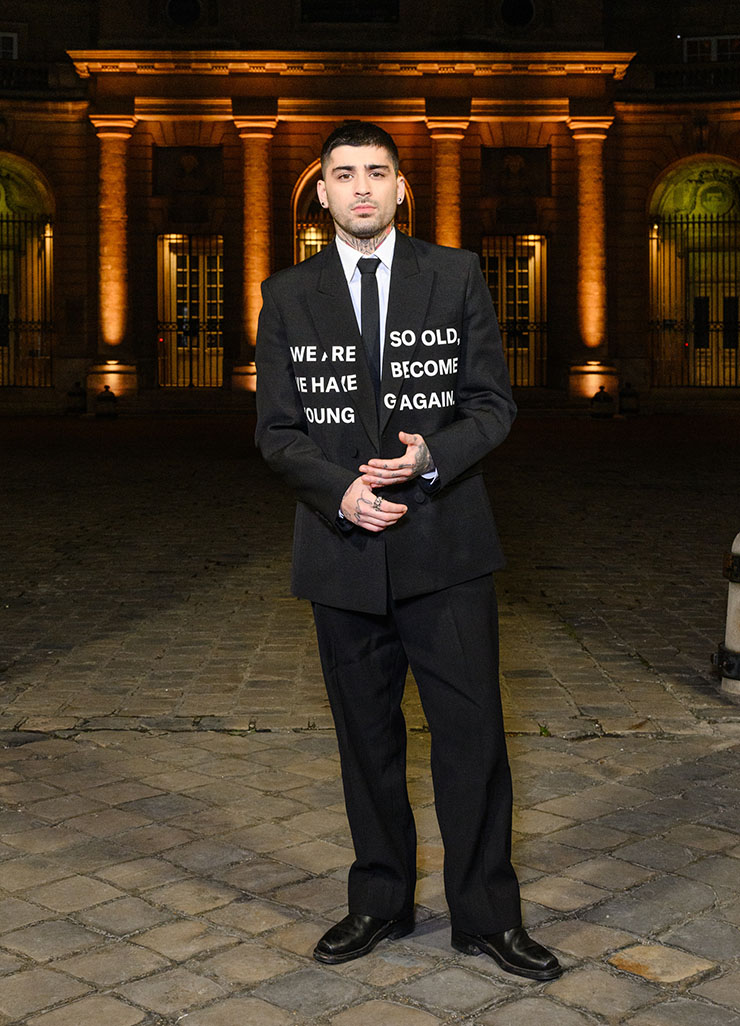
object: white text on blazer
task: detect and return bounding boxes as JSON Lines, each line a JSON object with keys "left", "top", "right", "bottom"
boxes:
{"left": 388, "top": 328, "right": 460, "bottom": 347}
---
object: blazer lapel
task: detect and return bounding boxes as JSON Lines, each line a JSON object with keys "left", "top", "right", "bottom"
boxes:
{"left": 305, "top": 242, "right": 379, "bottom": 447}
{"left": 380, "top": 233, "right": 435, "bottom": 434}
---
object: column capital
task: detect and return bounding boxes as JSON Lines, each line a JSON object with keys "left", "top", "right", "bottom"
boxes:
{"left": 567, "top": 116, "right": 614, "bottom": 141}
{"left": 425, "top": 118, "right": 470, "bottom": 140}
{"left": 234, "top": 117, "right": 278, "bottom": 140}
{"left": 90, "top": 115, "right": 137, "bottom": 139}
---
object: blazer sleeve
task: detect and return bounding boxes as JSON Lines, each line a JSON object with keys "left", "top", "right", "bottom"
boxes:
{"left": 424, "top": 252, "right": 516, "bottom": 486}
{"left": 254, "top": 278, "right": 357, "bottom": 525}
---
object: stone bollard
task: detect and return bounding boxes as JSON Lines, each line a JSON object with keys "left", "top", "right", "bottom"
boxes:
{"left": 590, "top": 385, "right": 614, "bottom": 419}
{"left": 717, "top": 532, "right": 740, "bottom": 700}
{"left": 95, "top": 384, "right": 118, "bottom": 419}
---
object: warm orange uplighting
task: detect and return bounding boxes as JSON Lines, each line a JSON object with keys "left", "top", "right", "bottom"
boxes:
{"left": 568, "top": 120, "right": 613, "bottom": 352}
{"left": 231, "top": 363, "right": 258, "bottom": 392}
{"left": 236, "top": 120, "right": 277, "bottom": 350}
{"left": 91, "top": 117, "right": 137, "bottom": 349}
{"left": 427, "top": 121, "right": 469, "bottom": 249}
{"left": 86, "top": 362, "right": 138, "bottom": 400}
{"left": 568, "top": 362, "right": 618, "bottom": 400}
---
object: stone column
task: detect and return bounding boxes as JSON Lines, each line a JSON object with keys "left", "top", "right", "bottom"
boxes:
{"left": 567, "top": 117, "right": 616, "bottom": 399}
{"left": 232, "top": 117, "right": 277, "bottom": 389}
{"left": 568, "top": 117, "right": 613, "bottom": 354}
{"left": 426, "top": 119, "right": 469, "bottom": 249}
{"left": 90, "top": 116, "right": 136, "bottom": 353}
{"left": 87, "top": 116, "right": 137, "bottom": 409}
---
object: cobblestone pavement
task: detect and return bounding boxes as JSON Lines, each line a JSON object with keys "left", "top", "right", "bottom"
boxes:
{"left": 1, "top": 411, "right": 740, "bottom": 1025}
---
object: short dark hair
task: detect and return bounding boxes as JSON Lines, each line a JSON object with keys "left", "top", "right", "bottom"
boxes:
{"left": 320, "top": 121, "right": 400, "bottom": 174}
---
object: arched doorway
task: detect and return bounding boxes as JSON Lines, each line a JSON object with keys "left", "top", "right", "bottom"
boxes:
{"left": 292, "top": 159, "right": 415, "bottom": 264}
{"left": 649, "top": 158, "right": 740, "bottom": 387}
{"left": 0, "top": 153, "right": 54, "bottom": 387}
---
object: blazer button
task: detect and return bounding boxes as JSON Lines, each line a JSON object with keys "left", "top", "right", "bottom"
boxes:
{"left": 414, "top": 487, "right": 427, "bottom": 504}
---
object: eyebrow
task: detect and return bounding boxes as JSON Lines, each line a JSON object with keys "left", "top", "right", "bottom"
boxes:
{"left": 331, "top": 163, "right": 392, "bottom": 173}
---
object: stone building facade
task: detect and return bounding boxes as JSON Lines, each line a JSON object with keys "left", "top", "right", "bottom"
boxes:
{"left": 1, "top": 0, "right": 739, "bottom": 411}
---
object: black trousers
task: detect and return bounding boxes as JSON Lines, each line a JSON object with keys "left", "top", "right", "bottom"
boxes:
{"left": 312, "top": 573, "right": 521, "bottom": 934}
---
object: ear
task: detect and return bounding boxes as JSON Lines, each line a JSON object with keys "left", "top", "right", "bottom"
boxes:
{"left": 396, "top": 175, "right": 406, "bottom": 205}
{"left": 316, "top": 179, "right": 328, "bottom": 208}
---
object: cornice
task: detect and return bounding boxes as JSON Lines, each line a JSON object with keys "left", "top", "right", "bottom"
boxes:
{"left": 471, "top": 98, "right": 570, "bottom": 121}
{"left": 129, "top": 96, "right": 578, "bottom": 122}
{"left": 277, "top": 97, "right": 426, "bottom": 120}
{"left": 614, "top": 101, "right": 740, "bottom": 121}
{"left": 134, "top": 97, "right": 233, "bottom": 120}
{"left": 0, "top": 99, "right": 89, "bottom": 119}
{"left": 67, "top": 50, "right": 635, "bottom": 81}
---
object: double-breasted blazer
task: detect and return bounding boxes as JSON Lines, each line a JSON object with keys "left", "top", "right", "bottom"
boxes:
{"left": 255, "top": 231, "right": 516, "bottom": 614}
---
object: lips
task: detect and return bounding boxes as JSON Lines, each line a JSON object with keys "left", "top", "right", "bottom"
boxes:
{"left": 351, "top": 204, "right": 377, "bottom": 214}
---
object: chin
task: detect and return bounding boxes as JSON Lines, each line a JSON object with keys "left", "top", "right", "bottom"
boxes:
{"left": 351, "top": 218, "right": 388, "bottom": 237}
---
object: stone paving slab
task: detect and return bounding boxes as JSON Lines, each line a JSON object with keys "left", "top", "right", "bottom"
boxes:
{"left": 0, "top": 726, "right": 736, "bottom": 1025}
{"left": 1, "top": 414, "right": 740, "bottom": 1022}
{"left": 2, "top": 414, "right": 740, "bottom": 735}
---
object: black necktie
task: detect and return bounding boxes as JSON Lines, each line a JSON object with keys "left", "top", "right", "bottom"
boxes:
{"left": 357, "top": 257, "right": 381, "bottom": 399}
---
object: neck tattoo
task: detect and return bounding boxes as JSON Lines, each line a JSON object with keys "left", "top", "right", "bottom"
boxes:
{"left": 335, "top": 222, "right": 393, "bottom": 254}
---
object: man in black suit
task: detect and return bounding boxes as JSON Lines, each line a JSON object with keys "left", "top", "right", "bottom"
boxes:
{"left": 255, "top": 122, "right": 561, "bottom": 981}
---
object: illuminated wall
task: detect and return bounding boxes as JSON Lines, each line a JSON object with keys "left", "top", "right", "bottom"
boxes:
{"left": 569, "top": 119, "right": 612, "bottom": 354}
{"left": 91, "top": 117, "right": 137, "bottom": 351}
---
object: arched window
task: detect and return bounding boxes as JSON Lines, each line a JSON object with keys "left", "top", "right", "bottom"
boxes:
{"left": 0, "top": 154, "right": 54, "bottom": 387}
{"left": 292, "top": 159, "right": 414, "bottom": 264}
{"left": 649, "top": 158, "right": 740, "bottom": 387}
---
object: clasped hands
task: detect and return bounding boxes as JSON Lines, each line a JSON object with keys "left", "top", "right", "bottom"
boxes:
{"left": 340, "top": 431, "right": 433, "bottom": 533}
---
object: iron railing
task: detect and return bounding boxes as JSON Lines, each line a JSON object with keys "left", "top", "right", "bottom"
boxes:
{"left": 650, "top": 215, "right": 740, "bottom": 387}
{"left": 156, "top": 233, "right": 224, "bottom": 387}
{"left": 481, "top": 234, "right": 548, "bottom": 387}
{"left": 0, "top": 214, "right": 53, "bottom": 387}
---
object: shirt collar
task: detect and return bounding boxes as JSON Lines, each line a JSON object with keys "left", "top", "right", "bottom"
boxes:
{"left": 335, "top": 227, "right": 396, "bottom": 282}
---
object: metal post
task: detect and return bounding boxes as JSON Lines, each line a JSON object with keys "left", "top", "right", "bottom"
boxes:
{"left": 717, "top": 532, "right": 740, "bottom": 699}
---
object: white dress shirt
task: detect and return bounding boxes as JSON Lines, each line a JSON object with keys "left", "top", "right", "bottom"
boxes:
{"left": 335, "top": 229, "right": 396, "bottom": 365}
{"left": 333, "top": 228, "right": 437, "bottom": 498}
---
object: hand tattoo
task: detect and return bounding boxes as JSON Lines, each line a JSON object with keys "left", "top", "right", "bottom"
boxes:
{"left": 353, "top": 490, "right": 376, "bottom": 523}
{"left": 411, "top": 439, "right": 433, "bottom": 474}
{"left": 396, "top": 436, "right": 433, "bottom": 475}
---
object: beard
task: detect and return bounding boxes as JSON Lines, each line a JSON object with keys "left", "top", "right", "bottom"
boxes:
{"left": 332, "top": 205, "right": 395, "bottom": 241}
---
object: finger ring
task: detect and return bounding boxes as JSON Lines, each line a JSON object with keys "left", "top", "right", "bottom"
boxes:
{"left": 373, "top": 495, "right": 382, "bottom": 511}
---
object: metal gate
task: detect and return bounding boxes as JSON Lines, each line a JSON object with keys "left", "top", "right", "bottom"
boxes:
{"left": 481, "top": 235, "right": 547, "bottom": 387}
{"left": 650, "top": 214, "right": 740, "bottom": 386}
{"left": 157, "top": 233, "right": 223, "bottom": 387}
{"left": 0, "top": 214, "right": 53, "bottom": 387}
{"left": 296, "top": 216, "right": 334, "bottom": 263}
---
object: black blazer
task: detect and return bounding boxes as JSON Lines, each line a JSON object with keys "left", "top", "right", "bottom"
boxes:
{"left": 255, "top": 232, "right": 516, "bottom": 614}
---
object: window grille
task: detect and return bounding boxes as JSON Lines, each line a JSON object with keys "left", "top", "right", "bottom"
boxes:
{"left": 0, "top": 33, "right": 18, "bottom": 60}
{"left": 0, "top": 214, "right": 53, "bottom": 387}
{"left": 650, "top": 214, "right": 740, "bottom": 386}
{"left": 684, "top": 36, "right": 740, "bottom": 62}
{"left": 480, "top": 235, "right": 547, "bottom": 387}
{"left": 157, "top": 234, "right": 223, "bottom": 387}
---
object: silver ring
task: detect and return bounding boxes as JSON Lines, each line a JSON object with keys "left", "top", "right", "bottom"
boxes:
{"left": 373, "top": 495, "right": 382, "bottom": 511}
